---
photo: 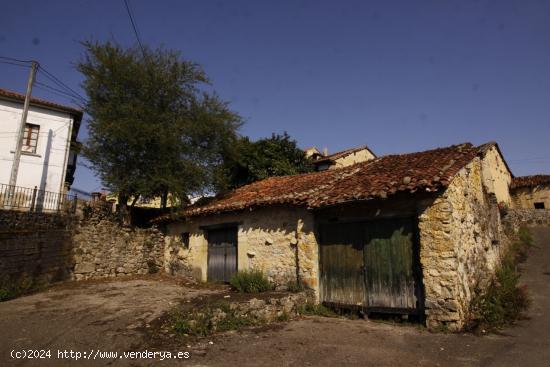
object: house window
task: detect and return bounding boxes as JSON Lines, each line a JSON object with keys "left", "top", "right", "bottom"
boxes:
{"left": 21, "top": 123, "right": 39, "bottom": 153}
{"left": 534, "top": 202, "right": 545, "bottom": 209}
{"left": 181, "top": 232, "right": 190, "bottom": 249}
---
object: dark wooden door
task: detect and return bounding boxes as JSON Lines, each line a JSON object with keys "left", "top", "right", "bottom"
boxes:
{"left": 207, "top": 227, "right": 237, "bottom": 282}
{"left": 319, "top": 222, "right": 366, "bottom": 306}
{"left": 363, "top": 218, "right": 417, "bottom": 311}
{"left": 319, "top": 218, "right": 419, "bottom": 312}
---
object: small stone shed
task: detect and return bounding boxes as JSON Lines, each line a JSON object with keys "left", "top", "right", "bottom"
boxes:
{"left": 162, "top": 142, "right": 513, "bottom": 330}
{"left": 307, "top": 145, "right": 377, "bottom": 171}
{"left": 511, "top": 175, "right": 550, "bottom": 210}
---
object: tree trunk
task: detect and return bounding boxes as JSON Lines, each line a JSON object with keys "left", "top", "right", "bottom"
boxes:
{"left": 118, "top": 193, "right": 131, "bottom": 226}
{"left": 161, "top": 190, "right": 168, "bottom": 209}
{"left": 130, "top": 195, "right": 139, "bottom": 208}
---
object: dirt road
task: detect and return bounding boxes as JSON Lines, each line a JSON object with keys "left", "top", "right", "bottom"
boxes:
{"left": 188, "top": 226, "right": 550, "bottom": 367}
{"left": 0, "top": 276, "right": 215, "bottom": 367}
{"left": 1, "top": 227, "right": 549, "bottom": 367}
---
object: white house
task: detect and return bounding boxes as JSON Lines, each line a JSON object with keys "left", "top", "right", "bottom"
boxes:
{"left": 0, "top": 88, "right": 82, "bottom": 201}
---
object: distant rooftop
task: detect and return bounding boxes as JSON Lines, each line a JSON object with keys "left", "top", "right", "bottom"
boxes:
{"left": 0, "top": 87, "right": 83, "bottom": 119}
{"left": 511, "top": 175, "right": 550, "bottom": 189}
{"left": 312, "top": 145, "right": 376, "bottom": 164}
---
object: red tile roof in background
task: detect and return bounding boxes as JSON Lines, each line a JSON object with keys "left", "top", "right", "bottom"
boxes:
{"left": 178, "top": 142, "right": 482, "bottom": 217}
{"left": 0, "top": 87, "right": 83, "bottom": 120}
{"left": 511, "top": 175, "right": 550, "bottom": 189}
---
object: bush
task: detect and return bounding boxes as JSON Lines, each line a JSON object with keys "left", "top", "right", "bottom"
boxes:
{"left": 468, "top": 227, "right": 532, "bottom": 331}
{"left": 297, "top": 303, "right": 337, "bottom": 317}
{"left": 229, "top": 270, "right": 271, "bottom": 293}
{"left": 0, "top": 277, "right": 41, "bottom": 302}
{"left": 172, "top": 304, "right": 258, "bottom": 337}
{"left": 0, "top": 287, "right": 17, "bottom": 302}
{"left": 286, "top": 280, "right": 304, "bottom": 293}
{"left": 147, "top": 260, "right": 159, "bottom": 274}
{"left": 173, "top": 310, "right": 213, "bottom": 337}
{"left": 518, "top": 226, "right": 533, "bottom": 247}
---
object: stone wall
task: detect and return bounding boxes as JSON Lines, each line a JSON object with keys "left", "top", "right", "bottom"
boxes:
{"left": 165, "top": 206, "right": 319, "bottom": 293}
{"left": 511, "top": 185, "right": 550, "bottom": 209}
{"left": 480, "top": 145, "right": 513, "bottom": 206}
{"left": 502, "top": 208, "right": 550, "bottom": 233}
{"left": 418, "top": 158, "right": 504, "bottom": 331}
{"left": 222, "top": 292, "right": 311, "bottom": 324}
{"left": 331, "top": 148, "right": 376, "bottom": 169}
{"left": 71, "top": 212, "right": 164, "bottom": 280}
{"left": 0, "top": 205, "right": 165, "bottom": 288}
{"left": 0, "top": 210, "right": 75, "bottom": 286}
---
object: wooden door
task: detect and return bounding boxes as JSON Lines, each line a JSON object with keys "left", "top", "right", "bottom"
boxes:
{"left": 319, "top": 222, "right": 366, "bottom": 306}
{"left": 363, "top": 218, "right": 418, "bottom": 312}
{"left": 319, "top": 218, "right": 420, "bottom": 312}
{"left": 207, "top": 227, "right": 237, "bottom": 282}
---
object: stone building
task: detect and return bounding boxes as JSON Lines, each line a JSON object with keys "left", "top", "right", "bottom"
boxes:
{"left": 161, "top": 142, "right": 512, "bottom": 330}
{"left": 511, "top": 175, "right": 550, "bottom": 210}
{"left": 305, "top": 145, "right": 377, "bottom": 171}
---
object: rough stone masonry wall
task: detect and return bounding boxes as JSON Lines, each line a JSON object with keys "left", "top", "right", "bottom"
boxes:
{"left": 502, "top": 208, "right": 550, "bottom": 234}
{"left": 418, "top": 157, "right": 503, "bottom": 331}
{"left": 511, "top": 185, "right": 550, "bottom": 209}
{"left": 71, "top": 211, "right": 165, "bottom": 280}
{"left": 165, "top": 206, "right": 319, "bottom": 293}
{"left": 0, "top": 206, "right": 166, "bottom": 287}
{"left": 0, "top": 210, "right": 75, "bottom": 287}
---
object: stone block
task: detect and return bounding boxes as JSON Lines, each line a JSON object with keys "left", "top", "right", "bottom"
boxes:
{"left": 74, "top": 263, "right": 95, "bottom": 274}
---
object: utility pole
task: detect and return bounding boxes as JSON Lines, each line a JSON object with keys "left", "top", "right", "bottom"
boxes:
{"left": 7, "top": 61, "right": 38, "bottom": 206}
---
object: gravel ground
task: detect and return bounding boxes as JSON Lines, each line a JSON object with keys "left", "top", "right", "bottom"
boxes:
{"left": 1, "top": 227, "right": 549, "bottom": 367}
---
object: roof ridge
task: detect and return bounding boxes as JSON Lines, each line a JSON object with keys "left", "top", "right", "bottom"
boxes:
{"left": 0, "top": 87, "right": 83, "bottom": 117}
{"left": 168, "top": 141, "right": 482, "bottom": 218}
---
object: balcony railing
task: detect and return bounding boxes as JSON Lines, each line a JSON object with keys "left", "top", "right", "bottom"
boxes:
{"left": 0, "top": 183, "right": 77, "bottom": 213}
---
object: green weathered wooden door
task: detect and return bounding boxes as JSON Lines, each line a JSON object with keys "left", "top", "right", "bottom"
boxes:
{"left": 319, "top": 222, "right": 366, "bottom": 306}
{"left": 363, "top": 218, "right": 417, "bottom": 311}
{"left": 319, "top": 218, "right": 419, "bottom": 312}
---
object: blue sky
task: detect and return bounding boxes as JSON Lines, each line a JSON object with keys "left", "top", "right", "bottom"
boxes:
{"left": 1, "top": 0, "right": 549, "bottom": 193}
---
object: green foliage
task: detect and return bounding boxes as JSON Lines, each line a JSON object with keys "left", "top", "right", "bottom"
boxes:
{"left": 147, "top": 260, "right": 159, "bottom": 274}
{"left": 173, "top": 310, "right": 213, "bottom": 337}
{"left": 172, "top": 305, "right": 257, "bottom": 337}
{"left": 229, "top": 270, "right": 272, "bottom": 293}
{"left": 216, "top": 132, "right": 314, "bottom": 192}
{"left": 0, "top": 286, "right": 17, "bottom": 302}
{"left": 297, "top": 303, "right": 338, "bottom": 317}
{"left": 277, "top": 311, "right": 290, "bottom": 322}
{"left": 77, "top": 41, "right": 241, "bottom": 209}
{"left": 468, "top": 227, "right": 532, "bottom": 331}
{"left": 518, "top": 226, "right": 533, "bottom": 248}
{"left": 0, "top": 277, "right": 42, "bottom": 302}
{"left": 286, "top": 280, "right": 304, "bottom": 293}
{"left": 215, "top": 310, "right": 257, "bottom": 332}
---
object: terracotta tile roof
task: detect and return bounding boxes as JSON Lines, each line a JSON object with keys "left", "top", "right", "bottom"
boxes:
{"left": 511, "top": 175, "right": 550, "bottom": 189}
{"left": 313, "top": 145, "right": 376, "bottom": 165}
{"left": 176, "top": 142, "right": 481, "bottom": 218}
{"left": 0, "top": 87, "right": 83, "bottom": 119}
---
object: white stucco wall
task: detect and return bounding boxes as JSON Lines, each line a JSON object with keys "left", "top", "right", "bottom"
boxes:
{"left": 0, "top": 100, "right": 74, "bottom": 195}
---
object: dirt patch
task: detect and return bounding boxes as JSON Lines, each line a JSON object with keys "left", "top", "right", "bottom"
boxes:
{"left": 142, "top": 290, "right": 302, "bottom": 350}
{"left": 0, "top": 275, "right": 219, "bottom": 366}
{"left": 177, "top": 290, "right": 293, "bottom": 310}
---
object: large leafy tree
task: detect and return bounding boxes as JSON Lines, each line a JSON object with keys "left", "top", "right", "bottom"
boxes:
{"left": 78, "top": 41, "right": 241, "bottom": 214}
{"left": 216, "top": 132, "right": 314, "bottom": 192}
